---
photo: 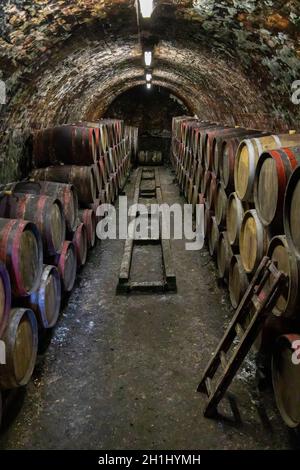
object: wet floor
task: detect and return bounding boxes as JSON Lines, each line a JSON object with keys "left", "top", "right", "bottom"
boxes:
{"left": 0, "top": 167, "right": 298, "bottom": 450}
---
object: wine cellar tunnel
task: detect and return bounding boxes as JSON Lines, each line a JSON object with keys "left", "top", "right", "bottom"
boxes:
{"left": 0, "top": 0, "right": 300, "bottom": 451}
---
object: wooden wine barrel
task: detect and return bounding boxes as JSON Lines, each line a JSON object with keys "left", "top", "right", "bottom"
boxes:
{"left": 194, "top": 162, "right": 203, "bottom": 192}
{"left": 229, "top": 254, "right": 249, "bottom": 308}
{"left": 191, "top": 126, "right": 201, "bottom": 159}
{"left": 201, "top": 170, "right": 212, "bottom": 197}
{"left": 226, "top": 192, "right": 246, "bottom": 247}
{"left": 214, "top": 129, "right": 264, "bottom": 179}
{"left": 205, "top": 127, "right": 236, "bottom": 171}
{"left": 219, "top": 137, "right": 238, "bottom": 191}
{"left": 23, "top": 265, "right": 61, "bottom": 329}
{"left": 213, "top": 128, "right": 246, "bottom": 176}
{"left": 204, "top": 201, "right": 212, "bottom": 240}
{"left": 0, "top": 262, "right": 11, "bottom": 338}
{"left": 74, "top": 122, "right": 101, "bottom": 159}
{"left": 0, "top": 308, "right": 38, "bottom": 389}
{"left": 4, "top": 180, "right": 79, "bottom": 233}
{"left": 239, "top": 209, "right": 269, "bottom": 273}
{"left": 284, "top": 166, "right": 300, "bottom": 258}
{"left": 30, "top": 165, "right": 97, "bottom": 206}
{"left": 272, "top": 334, "right": 300, "bottom": 428}
{"left": 267, "top": 235, "right": 300, "bottom": 318}
{"left": 0, "top": 218, "right": 43, "bottom": 297}
{"left": 98, "top": 158, "right": 108, "bottom": 193}
{"left": 234, "top": 133, "right": 300, "bottom": 201}
{"left": 208, "top": 216, "right": 219, "bottom": 258}
{"left": 33, "top": 125, "right": 97, "bottom": 166}
{"left": 190, "top": 122, "right": 213, "bottom": 158}
{"left": 83, "top": 120, "right": 124, "bottom": 152}
{"left": 200, "top": 125, "right": 223, "bottom": 165}
{"left": 72, "top": 223, "right": 88, "bottom": 268}
{"left": 92, "top": 163, "right": 102, "bottom": 195}
{"left": 219, "top": 132, "right": 269, "bottom": 191}
{"left": 54, "top": 241, "right": 77, "bottom": 292}
{"left": 207, "top": 173, "right": 217, "bottom": 211}
{"left": 79, "top": 209, "right": 96, "bottom": 248}
{"left": 215, "top": 181, "right": 227, "bottom": 227}
{"left": 217, "top": 232, "right": 233, "bottom": 280}
{"left": 1, "top": 193, "right": 65, "bottom": 256}
{"left": 254, "top": 147, "right": 300, "bottom": 228}
{"left": 138, "top": 151, "right": 162, "bottom": 166}
{"left": 181, "top": 119, "right": 200, "bottom": 147}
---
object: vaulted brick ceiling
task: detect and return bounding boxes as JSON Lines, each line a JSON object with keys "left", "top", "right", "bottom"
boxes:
{"left": 0, "top": 0, "right": 300, "bottom": 132}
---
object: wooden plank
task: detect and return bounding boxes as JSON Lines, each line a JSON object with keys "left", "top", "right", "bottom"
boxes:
{"left": 156, "top": 185, "right": 177, "bottom": 291}
{"left": 118, "top": 238, "right": 133, "bottom": 283}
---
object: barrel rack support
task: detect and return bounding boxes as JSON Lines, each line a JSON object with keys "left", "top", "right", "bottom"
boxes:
{"left": 117, "top": 167, "right": 177, "bottom": 294}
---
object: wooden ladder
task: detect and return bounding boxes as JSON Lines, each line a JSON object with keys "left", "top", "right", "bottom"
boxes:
{"left": 198, "top": 256, "right": 286, "bottom": 418}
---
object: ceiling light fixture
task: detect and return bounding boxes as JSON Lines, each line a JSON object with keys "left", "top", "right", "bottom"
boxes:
{"left": 146, "top": 73, "right": 152, "bottom": 82}
{"left": 144, "top": 51, "right": 152, "bottom": 67}
{"left": 139, "top": 0, "right": 153, "bottom": 18}
{"left": 146, "top": 83, "right": 151, "bottom": 89}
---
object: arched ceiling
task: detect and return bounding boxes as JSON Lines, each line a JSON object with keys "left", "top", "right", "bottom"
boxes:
{"left": 0, "top": 0, "right": 300, "bottom": 133}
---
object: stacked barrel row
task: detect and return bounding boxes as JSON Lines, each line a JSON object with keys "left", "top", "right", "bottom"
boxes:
{"left": 0, "top": 119, "right": 138, "bottom": 425}
{"left": 0, "top": 179, "right": 99, "bottom": 423}
{"left": 172, "top": 115, "right": 300, "bottom": 428}
{"left": 31, "top": 120, "right": 137, "bottom": 209}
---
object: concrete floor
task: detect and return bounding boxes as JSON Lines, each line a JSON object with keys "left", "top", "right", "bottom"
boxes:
{"left": 0, "top": 167, "right": 299, "bottom": 450}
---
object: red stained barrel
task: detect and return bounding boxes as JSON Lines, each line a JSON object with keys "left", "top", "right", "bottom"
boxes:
{"left": 72, "top": 223, "right": 88, "bottom": 268}
{"left": 33, "top": 125, "right": 97, "bottom": 166}
{"left": 0, "top": 262, "right": 11, "bottom": 338}
{"left": 79, "top": 209, "right": 96, "bottom": 248}
{"left": 0, "top": 218, "right": 43, "bottom": 297}
{"left": 1, "top": 193, "right": 65, "bottom": 256}
{"left": 254, "top": 147, "right": 300, "bottom": 229}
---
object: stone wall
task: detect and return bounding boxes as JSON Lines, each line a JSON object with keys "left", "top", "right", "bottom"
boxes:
{"left": 0, "top": 1, "right": 299, "bottom": 182}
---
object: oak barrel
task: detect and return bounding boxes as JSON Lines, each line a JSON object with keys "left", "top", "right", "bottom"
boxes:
{"left": 54, "top": 241, "right": 77, "bottom": 292}
{"left": 72, "top": 223, "right": 88, "bottom": 268}
{"left": 33, "top": 125, "right": 97, "bottom": 166}
{"left": 92, "top": 162, "right": 102, "bottom": 195}
{"left": 254, "top": 147, "right": 300, "bottom": 228}
{"left": 0, "top": 218, "right": 43, "bottom": 297}
{"left": 205, "top": 127, "right": 236, "bottom": 171}
{"left": 229, "top": 254, "right": 249, "bottom": 308}
{"left": 207, "top": 173, "right": 217, "bottom": 211}
{"left": 215, "top": 181, "right": 227, "bottom": 227}
{"left": 284, "top": 166, "right": 300, "bottom": 258}
{"left": 226, "top": 192, "right": 246, "bottom": 247}
{"left": 239, "top": 209, "right": 269, "bottom": 273}
{"left": 204, "top": 201, "right": 212, "bottom": 240}
{"left": 30, "top": 165, "right": 97, "bottom": 206}
{"left": 0, "top": 262, "right": 11, "bottom": 338}
{"left": 6, "top": 180, "right": 78, "bottom": 232}
{"left": 267, "top": 235, "right": 300, "bottom": 318}
{"left": 200, "top": 125, "right": 223, "bottom": 164}
{"left": 272, "top": 334, "right": 300, "bottom": 428}
{"left": 0, "top": 308, "right": 38, "bottom": 389}
{"left": 79, "top": 209, "right": 96, "bottom": 248}
{"left": 24, "top": 265, "right": 61, "bottom": 329}
{"left": 214, "top": 129, "right": 265, "bottom": 180}
{"left": 201, "top": 170, "right": 212, "bottom": 197}
{"left": 219, "top": 137, "right": 239, "bottom": 191}
{"left": 208, "top": 216, "right": 219, "bottom": 258}
{"left": 2, "top": 193, "right": 65, "bottom": 256}
{"left": 217, "top": 232, "right": 233, "bottom": 280}
{"left": 213, "top": 128, "right": 251, "bottom": 176}
{"left": 234, "top": 133, "right": 300, "bottom": 201}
